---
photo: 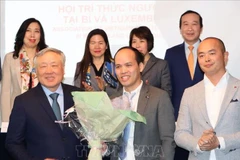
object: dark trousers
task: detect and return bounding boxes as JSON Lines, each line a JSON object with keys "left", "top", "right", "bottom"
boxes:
{"left": 0, "top": 133, "right": 14, "bottom": 160}
{"left": 174, "top": 145, "right": 189, "bottom": 160}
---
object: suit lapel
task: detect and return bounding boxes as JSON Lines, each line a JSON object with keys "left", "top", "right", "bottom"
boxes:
{"left": 196, "top": 81, "right": 212, "bottom": 127}
{"left": 111, "top": 84, "right": 149, "bottom": 116}
{"left": 179, "top": 43, "right": 189, "bottom": 70}
{"left": 215, "top": 75, "right": 239, "bottom": 127}
{"left": 179, "top": 43, "right": 193, "bottom": 81}
{"left": 62, "top": 83, "right": 74, "bottom": 112}
{"left": 35, "top": 83, "right": 61, "bottom": 124}
{"left": 136, "top": 84, "right": 149, "bottom": 116}
{"left": 141, "top": 54, "right": 156, "bottom": 76}
{"left": 194, "top": 60, "right": 202, "bottom": 80}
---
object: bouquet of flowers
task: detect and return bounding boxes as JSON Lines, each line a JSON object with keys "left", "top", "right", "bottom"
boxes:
{"left": 64, "top": 91, "right": 146, "bottom": 160}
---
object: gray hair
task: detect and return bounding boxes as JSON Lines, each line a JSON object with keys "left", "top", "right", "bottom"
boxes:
{"left": 33, "top": 47, "right": 66, "bottom": 67}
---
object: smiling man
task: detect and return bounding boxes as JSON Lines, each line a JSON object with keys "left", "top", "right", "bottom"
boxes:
{"left": 5, "top": 48, "right": 87, "bottom": 160}
{"left": 175, "top": 37, "right": 240, "bottom": 160}
{"left": 164, "top": 10, "right": 205, "bottom": 160}
{"left": 110, "top": 47, "right": 175, "bottom": 160}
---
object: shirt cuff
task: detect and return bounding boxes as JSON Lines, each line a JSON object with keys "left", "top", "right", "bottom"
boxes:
{"left": 217, "top": 137, "right": 225, "bottom": 150}
{"left": 196, "top": 144, "right": 204, "bottom": 153}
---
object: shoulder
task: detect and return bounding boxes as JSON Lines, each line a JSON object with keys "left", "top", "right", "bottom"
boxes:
{"left": 155, "top": 57, "right": 168, "bottom": 65}
{"left": 62, "top": 83, "right": 83, "bottom": 92}
{"left": 3, "top": 52, "right": 15, "bottom": 60}
{"left": 150, "top": 85, "right": 168, "bottom": 95}
{"left": 166, "top": 43, "right": 184, "bottom": 53}
{"left": 76, "top": 61, "right": 82, "bottom": 67}
{"left": 150, "top": 53, "right": 168, "bottom": 65}
{"left": 184, "top": 80, "right": 204, "bottom": 93}
{"left": 229, "top": 74, "right": 240, "bottom": 83}
{"left": 143, "top": 84, "right": 168, "bottom": 98}
{"left": 5, "top": 52, "right": 14, "bottom": 56}
{"left": 144, "top": 85, "right": 172, "bottom": 108}
{"left": 14, "top": 86, "right": 38, "bottom": 102}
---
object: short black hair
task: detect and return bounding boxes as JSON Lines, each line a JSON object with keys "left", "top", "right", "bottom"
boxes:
{"left": 129, "top": 26, "right": 154, "bottom": 52}
{"left": 179, "top": 10, "right": 203, "bottom": 29}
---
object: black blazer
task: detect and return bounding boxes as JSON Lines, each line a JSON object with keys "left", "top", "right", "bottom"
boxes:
{"left": 164, "top": 42, "right": 204, "bottom": 120}
{"left": 5, "top": 83, "right": 88, "bottom": 160}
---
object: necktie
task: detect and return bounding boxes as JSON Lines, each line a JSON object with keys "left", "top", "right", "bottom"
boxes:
{"left": 49, "top": 93, "right": 62, "bottom": 122}
{"left": 188, "top": 45, "right": 194, "bottom": 79}
{"left": 119, "top": 92, "right": 136, "bottom": 160}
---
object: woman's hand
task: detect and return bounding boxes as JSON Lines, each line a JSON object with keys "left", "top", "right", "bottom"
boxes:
{"left": 95, "top": 76, "right": 107, "bottom": 91}
{"left": 82, "top": 81, "right": 94, "bottom": 91}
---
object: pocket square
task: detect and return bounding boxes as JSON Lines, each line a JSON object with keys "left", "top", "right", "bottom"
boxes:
{"left": 230, "top": 99, "right": 238, "bottom": 103}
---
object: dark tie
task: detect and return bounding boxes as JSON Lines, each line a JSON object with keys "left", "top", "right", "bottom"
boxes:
{"left": 49, "top": 93, "right": 62, "bottom": 121}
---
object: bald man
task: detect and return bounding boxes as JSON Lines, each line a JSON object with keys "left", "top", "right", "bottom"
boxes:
{"left": 175, "top": 37, "right": 240, "bottom": 160}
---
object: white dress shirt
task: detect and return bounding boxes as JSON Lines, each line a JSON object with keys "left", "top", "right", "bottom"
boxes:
{"left": 121, "top": 81, "right": 143, "bottom": 160}
{"left": 204, "top": 72, "right": 229, "bottom": 160}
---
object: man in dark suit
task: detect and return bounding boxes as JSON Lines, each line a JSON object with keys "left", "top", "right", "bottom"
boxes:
{"left": 5, "top": 48, "right": 87, "bottom": 160}
{"left": 164, "top": 10, "right": 204, "bottom": 160}
{"left": 109, "top": 47, "right": 175, "bottom": 160}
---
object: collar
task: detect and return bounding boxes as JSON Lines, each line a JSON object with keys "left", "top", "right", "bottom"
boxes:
{"left": 123, "top": 80, "right": 143, "bottom": 95}
{"left": 184, "top": 40, "right": 201, "bottom": 51}
{"left": 41, "top": 84, "right": 63, "bottom": 96}
{"left": 204, "top": 71, "right": 229, "bottom": 89}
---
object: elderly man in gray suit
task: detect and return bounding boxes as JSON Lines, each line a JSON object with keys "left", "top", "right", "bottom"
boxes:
{"left": 107, "top": 46, "right": 175, "bottom": 160}
{"left": 175, "top": 37, "right": 240, "bottom": 160}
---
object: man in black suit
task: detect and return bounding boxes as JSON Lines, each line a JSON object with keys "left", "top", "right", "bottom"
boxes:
{"left": 5, "top": 48, "right": 87, "bottom": 160}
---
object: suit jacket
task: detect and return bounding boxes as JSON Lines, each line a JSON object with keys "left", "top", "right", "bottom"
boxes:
{"left": 174, "top": 74, "right": 240, "bottom": 160}
{"left": 110, "top": 83, "right": 176, "bottom": 160}
{"left": 5, "top": 83, "right": 87, "bottom": 160}
{"left": 164, "top": 43, "right": 204, "bottom": 120}
{"left": 1, "top": 52, "right": 22, "bottom": 122}
{"left": 142, "top": 53, "right": 171, "bottom": 97}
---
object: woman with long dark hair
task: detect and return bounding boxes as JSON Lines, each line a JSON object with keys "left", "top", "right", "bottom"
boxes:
{"left": 74, "top": 29, "right": 119, "bottom": 96}
{"left": 1, "top": 18, "right": 48, "bottom": 122}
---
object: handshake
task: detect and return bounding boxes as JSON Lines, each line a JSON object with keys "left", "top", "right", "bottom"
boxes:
{"left": 198, "top": 129, "right": 220, "bottom": 151}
